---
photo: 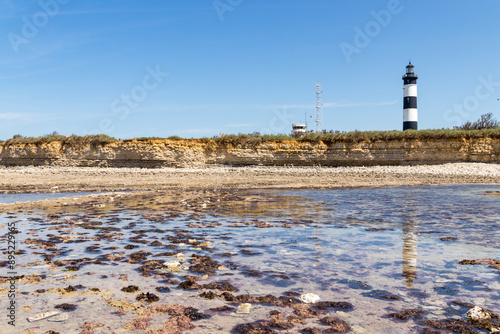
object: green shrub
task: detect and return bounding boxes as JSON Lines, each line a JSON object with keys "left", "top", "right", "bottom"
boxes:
{"left": 454, "top": 113, "right": 499, "bottom": 130}
{"left": 298, "top": 128, "right": 500, "bottom": 143}
{"left": 123, "top": 136, "right": 184, "bottom": 141}
{"left": 214, "top": 133, "right": 295, "bottom": 146}
{"left": 262, "top": 134, "right": 294, "bottom": 142}
{"left": 3, "top": 128, "right": 499, "bottom": 148}
{"left": 62, "top": 134, "right": 117, "bottom": 147}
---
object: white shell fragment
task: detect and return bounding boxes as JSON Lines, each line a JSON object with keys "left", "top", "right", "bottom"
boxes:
{"left": 467, "top": 306, "right": 491, "bottom": 321}
{"left": 47, "top": 313, "right": 69, "bottom": 322}
{"left": 299, "top": 293, "right": 320, "bottom": 304}
{"left": 27, "top": 311, "right": 60, "bottom": 322}
{"left": 164, "top": 260, "right": 180, "bottom": 268}
{"left": 236, "top": 303, "right": 252, "bottom": 314}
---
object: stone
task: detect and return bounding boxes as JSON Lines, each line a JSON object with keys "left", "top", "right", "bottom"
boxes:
{"left": 299, "top": 293, "right": 320, "bottom": 304}
{"left": 236, "top": 303, "right": 252, "bottom": 314}
{"left": 164, "top": 260, "right": 180, "bottom": 268}
{"left": 467, "top": 306, "right": 491, "bottom": 320}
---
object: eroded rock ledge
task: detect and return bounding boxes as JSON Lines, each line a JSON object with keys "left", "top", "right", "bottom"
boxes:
{"left": 0, "top": 137, "right": 499, "bottom": 168}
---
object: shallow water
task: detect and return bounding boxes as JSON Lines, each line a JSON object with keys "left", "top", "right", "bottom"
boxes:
{"left": 0, "top": 185, "right": 499, "bottom": 333}
{"left": 0, "top": 192, "right": 102, "bottom": 204}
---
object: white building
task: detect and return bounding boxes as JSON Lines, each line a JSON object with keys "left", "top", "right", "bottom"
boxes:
{"left": 291, "top": 123, "right": 307, "bottom": 138}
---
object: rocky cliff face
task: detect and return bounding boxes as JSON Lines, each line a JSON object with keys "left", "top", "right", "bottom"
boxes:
{"left": 0, "top": 137, "right": 498, "bottom": 167}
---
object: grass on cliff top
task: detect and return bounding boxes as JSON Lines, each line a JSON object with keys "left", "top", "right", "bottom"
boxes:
{"left": 212, "top": 128, "right": 500, "bottom": 145}
{"left": 1, "top": 134, "right": 117, "bottom": 147}
{"left": 299, "top": 127, "right": 500, "bottom": 143}
{"left": 1, "top": 128, "right": 499, "bottom": 147}
{"left": 123, "top": 135, "right": 183, "bottom": 142}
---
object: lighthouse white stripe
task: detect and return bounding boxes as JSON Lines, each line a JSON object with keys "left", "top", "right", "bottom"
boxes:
{"left": 404, "top": 84, "right": 417, "bottom": 97}
{"left": 403, "top": 109, "right": 418, "bottom": 122}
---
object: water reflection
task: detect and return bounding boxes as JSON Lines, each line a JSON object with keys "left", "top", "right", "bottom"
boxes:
{"left": 1, "top": 185, "right": 499, "bottom": 333}
{"left": 0, "top": 191, "right": 103, "bottom": 204}
{"left": 402, "top": 219, "right": 418, "bottom": 287}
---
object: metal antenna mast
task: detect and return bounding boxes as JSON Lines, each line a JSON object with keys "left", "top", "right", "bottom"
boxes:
{"left": 315, "top": 82, "right": 323, "bottom": 133}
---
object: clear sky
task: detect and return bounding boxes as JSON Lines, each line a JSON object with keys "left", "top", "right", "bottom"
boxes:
{"left": 1, "top": 0, "right": 499, "bottom": 140}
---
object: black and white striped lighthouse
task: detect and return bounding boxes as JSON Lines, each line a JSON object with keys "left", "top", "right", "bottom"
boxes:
{"left": 402, "top": 62, "right": 418, "bottom": 130}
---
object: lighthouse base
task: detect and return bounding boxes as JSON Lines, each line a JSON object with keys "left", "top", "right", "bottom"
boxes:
{"left": 403, "top": 121, "right": 418, "bottom": 131}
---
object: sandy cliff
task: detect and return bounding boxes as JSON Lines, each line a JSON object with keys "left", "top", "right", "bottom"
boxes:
{"left": 0, "top": 137, "right": 499, "bottom": 167}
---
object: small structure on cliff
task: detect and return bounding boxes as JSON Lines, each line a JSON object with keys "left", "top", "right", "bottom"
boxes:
{"left": 291, "top": 123, "right": 307, "bottom": 138}
{"left": 403, "top": 61, "right": 418, "bottom": 130}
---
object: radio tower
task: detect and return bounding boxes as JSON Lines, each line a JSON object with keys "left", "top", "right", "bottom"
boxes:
{"left": 315, "top": 82, "right": 323, "bottom": 133}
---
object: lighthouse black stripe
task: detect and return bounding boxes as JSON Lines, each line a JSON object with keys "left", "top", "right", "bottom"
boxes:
{"left": 403, "top": 96, "right": 417, "bottom": 109}
{"left": 404, "top": 77, "right": 417, "bottom": 85}
{"left": 403, "top": 121, "right": 418, "bottom": 130}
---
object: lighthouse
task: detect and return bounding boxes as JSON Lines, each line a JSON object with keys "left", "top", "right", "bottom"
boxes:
{"left": 402, "top": 62, "right": 418, "bottom": 130}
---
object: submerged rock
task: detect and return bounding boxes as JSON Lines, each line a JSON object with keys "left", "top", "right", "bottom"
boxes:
{"left": 63, "top": 285, "right": 76, "bottom": 292}
{"left": 459, "top": 258, "right": 500, "bottom": 270}
{"left": 121, "top": 285, "right": 139, "bottom": 293}
{"left": 189, "top": 255, "right": 220, "bottom": 276}
{"left": 313, "top": 301, "right": 354, "bottom": 310}
{"left": 208, "top": 305, "right": 234, "bottom": 312}
{"left": 387, "top": 309, "right": 425, "bottom": 320}
{"left": 199, "top": 291, "right": 216, "bottom": 300}
{"left": 136, "top": 292, "right": 160, "bottom": 303}
{"left": 234, "top": 322, "right": 277, "bottom": 334}
{"left": 155, "top": 286, "right": 171, "bottom": 293}
{"left": 422, "top": 319, "right": 475, "bottom": 333}
{"left": 54, "top": 303, "right": 77, "bottom": 311}
{"left": 320, "top": 316, "right": 352, "bottom": 332}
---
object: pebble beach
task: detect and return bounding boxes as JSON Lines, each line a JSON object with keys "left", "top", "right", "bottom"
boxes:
{"left": 0, "top": 163, "right": 499, "bottom": 195}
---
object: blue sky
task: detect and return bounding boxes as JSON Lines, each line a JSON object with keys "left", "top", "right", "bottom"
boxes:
{"left": 1, "top": 0, "right": 499, "bottom": 140}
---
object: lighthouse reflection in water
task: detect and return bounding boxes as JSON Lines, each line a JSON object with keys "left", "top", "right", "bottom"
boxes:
{"left": 402, "top": 220, "right": 418, "bottom": 287}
